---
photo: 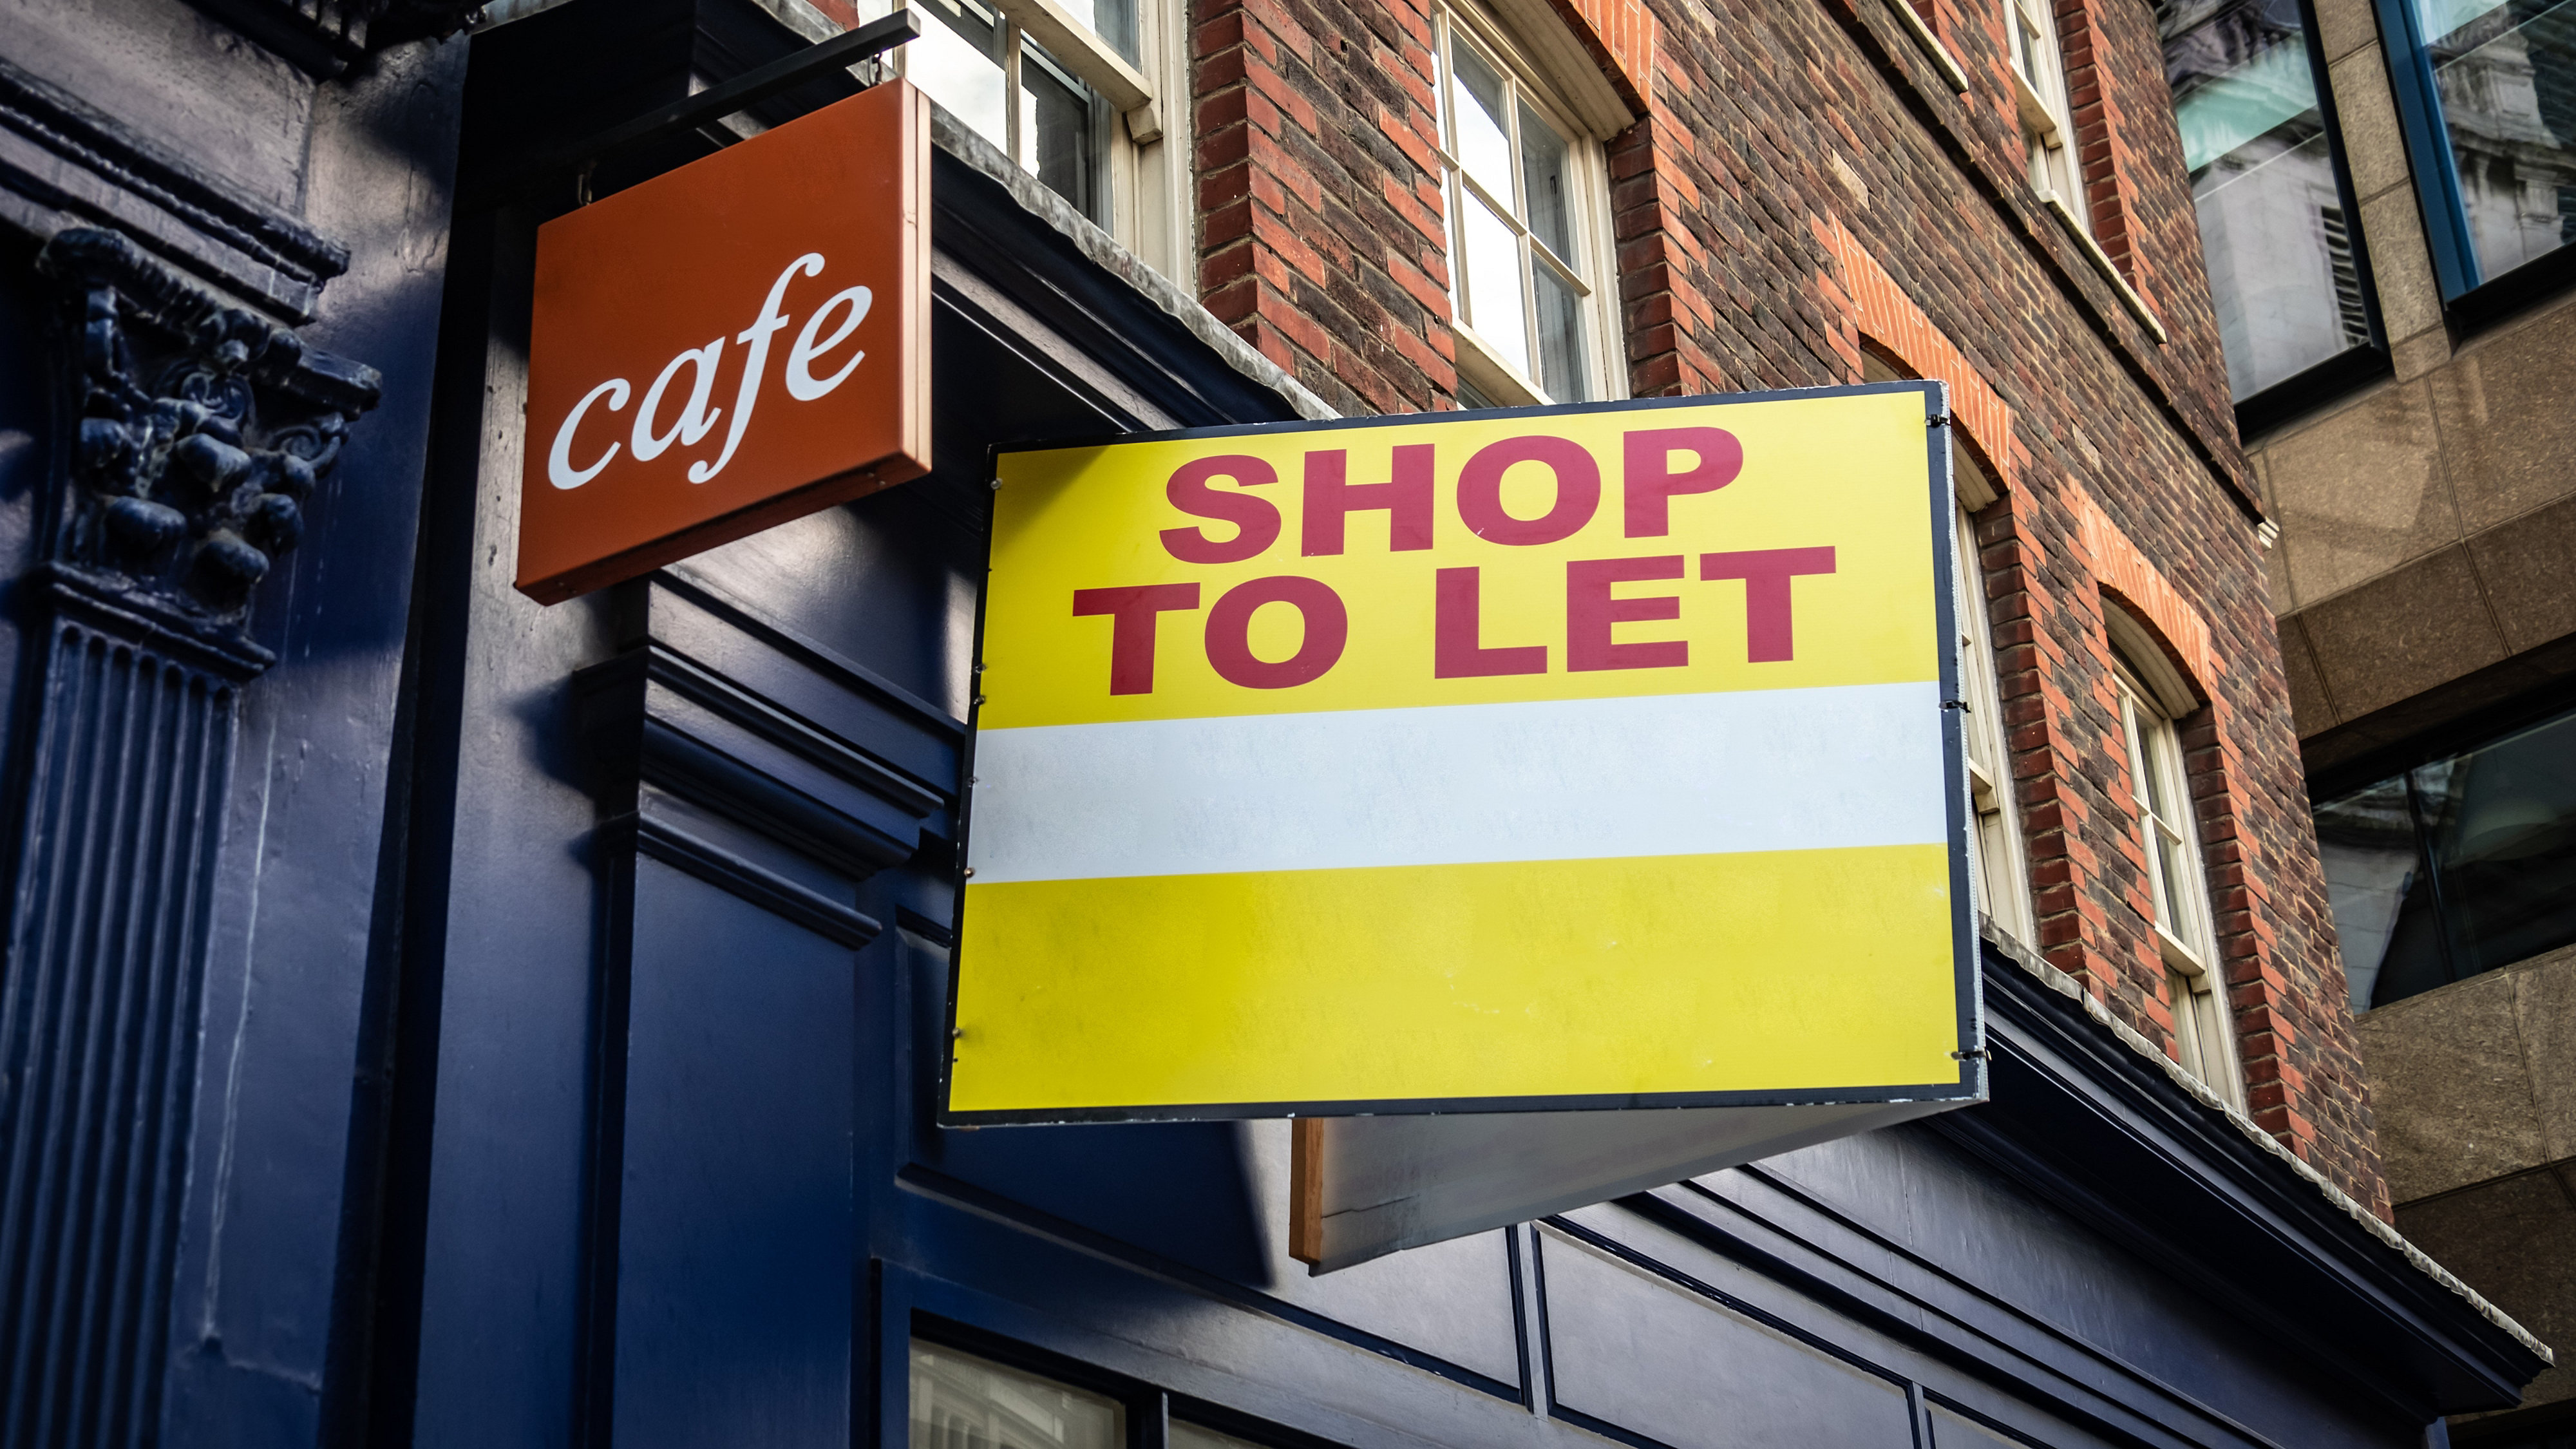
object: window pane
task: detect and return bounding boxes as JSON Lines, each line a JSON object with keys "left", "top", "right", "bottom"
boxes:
{"left": 909, "top": 1343, "right": 1124, "bottom": 1449}
{"left": 1055, "top": 0, "right": 1139, "bottom": 61}
{"left": 2168, "top": 967, "right": 2206, "bottom": 1074}
{"left": 2155, "top": 827, "right": 2195, "bottom": 934}
{"left": 1532, "top": 260, "right": 1586, "bottom": 401}
{"left": 2315, "top": 777, "right": 2430, "bottom": 1012}
{"left": 1448, "top": 40, "right": 1517, "bottom": 205}
{"left": 2159, "top": 0, "right": 2367, "bottom": 399}
{"left": 1462, "top": 194, "right": 1530, "bottom": 376}
{"left": 2419, "top": 0, "right": 2576, "bottom": 281}
{"left": 1170, "top": 1425, "right": 1266, "bottom": 1449}
{"left": 1519, "top": 100, "right": 1575, "bottom": 259}
{"left": 910, "top": 0, "right": 1010, "bottom": 155}
{"left": 2410, "top": 705, "right": 2576, "bottom": 976}
{"left": 1022, "top": 50, "right": 1095, "bottom": 214}
{"left": 2138, "top": 717, "right": 2179, "bottom": 824}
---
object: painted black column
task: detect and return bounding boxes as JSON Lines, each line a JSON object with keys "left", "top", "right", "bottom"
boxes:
{"left": 0, "top": 228, "right": 377, "bottom": 1448}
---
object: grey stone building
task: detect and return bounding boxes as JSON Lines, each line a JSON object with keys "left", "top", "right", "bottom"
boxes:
{"left": 2163, "top": 0, "right": 2576, "bottom": 1440}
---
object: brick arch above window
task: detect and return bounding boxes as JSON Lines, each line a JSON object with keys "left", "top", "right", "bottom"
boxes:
{"left": 2068, "top": 488, "right": 2218, "bottom": 701}
{"left": 1813, "top": 216, "right": 2014, "bottom": 497}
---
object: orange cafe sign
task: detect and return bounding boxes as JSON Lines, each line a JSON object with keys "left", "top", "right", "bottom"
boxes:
{"left": 515, "top": 82, "right": 931, "bottom": 605}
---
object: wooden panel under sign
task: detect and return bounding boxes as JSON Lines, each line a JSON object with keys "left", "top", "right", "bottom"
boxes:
{"left": 1539, "top": 1226, "right": 1918, "bottom": 1449}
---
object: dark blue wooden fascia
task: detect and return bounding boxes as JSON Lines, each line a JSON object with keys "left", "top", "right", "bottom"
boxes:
{"left": 1942, "top": 943, "right": 2543, "bottom": 1416}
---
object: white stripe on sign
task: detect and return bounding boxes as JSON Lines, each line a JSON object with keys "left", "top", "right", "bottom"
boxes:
{"left": 965, "top": 681, "right": 1949, "bottom": 884}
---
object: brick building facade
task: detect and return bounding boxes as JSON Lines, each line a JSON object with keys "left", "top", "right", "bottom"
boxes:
{"left": 1187, "top": 0, "right": 2389, "bottom": 1211}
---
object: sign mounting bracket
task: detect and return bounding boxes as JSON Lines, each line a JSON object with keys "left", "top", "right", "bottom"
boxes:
{"left": 466, "top": 9, "right": 922, "bottom": 208}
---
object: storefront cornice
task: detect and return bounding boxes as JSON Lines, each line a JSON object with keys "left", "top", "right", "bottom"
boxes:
{"left": 0, "top": 54, "right": 351, "bottom": 321}
{"left": 1935, "top": 931, "right": 2550, "bottom": 1416}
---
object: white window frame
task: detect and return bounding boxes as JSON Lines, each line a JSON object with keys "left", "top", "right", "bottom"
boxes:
{"left": 1432, "top": 0, "right": 1625, "bottom": 408}
{"left": 2111, "top": 654, "right": 2243, "bottom": 1108}
{"left": 480, "top": 0, "right": 1195, "bottom": 289}
{"left": 885, "top": 0, "right": 1194, "bottom": 278}
{"left": 1857, "top": 354, "right": 2031, "bottom": 945}
{"left": 2004, "top": 0, "right": 2085, "bottom": 231}
{"left": 1953, "top": 505, "right": 2033, "bottom": 943}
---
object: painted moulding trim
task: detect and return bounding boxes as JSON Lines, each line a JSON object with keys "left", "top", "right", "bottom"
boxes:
{"left": 0, "top": 53, "right": 349, "bottom": 320}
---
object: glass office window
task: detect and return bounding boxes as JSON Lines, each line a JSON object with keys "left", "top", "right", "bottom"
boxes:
{"left": 2411, "top": 0, "right": 2576, "bottom": 283}
{"left": 909, "top": 1343, "right": 1125, "bottom": 1449}
{"left": 2159, "top": 0, "right": 2373, "bottom": 399}
{"left": 2315, "top": 701, "right": 2576, "bottom": 1012}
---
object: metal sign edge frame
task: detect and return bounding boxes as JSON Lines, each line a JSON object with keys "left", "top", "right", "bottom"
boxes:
{"left": 939, "top": 381, "right": 1985, "bottom": 1127}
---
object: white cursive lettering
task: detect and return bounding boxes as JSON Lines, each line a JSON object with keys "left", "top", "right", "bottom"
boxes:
{"left": 631, "top": 339, "right": 725, "bottom": 461}
{"left": 692, "top": 253, "right": 824, "bottom": 485}
{"left": 786, "top": 285, "right": 871, "bottom": 401}
{"left": 548, "top": 377, "right": 630, "bottom": 489}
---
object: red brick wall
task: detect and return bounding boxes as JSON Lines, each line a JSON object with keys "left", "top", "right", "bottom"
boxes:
{"left": 2052, "top": 0, "right": 2162, "bottom": 306}
{"left": 1191, "top": 0, "right": 1458, "bottom": 414}
{"left": 1185, "top": 0, "right": 2385, "bottom": 1212}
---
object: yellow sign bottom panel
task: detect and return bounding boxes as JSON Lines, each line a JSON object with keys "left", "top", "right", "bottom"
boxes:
{"left": 948, "top": 844, "right": 1965, "bottom": 1117}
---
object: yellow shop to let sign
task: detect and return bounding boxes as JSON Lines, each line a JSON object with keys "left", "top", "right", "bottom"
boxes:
{"left": 947, "top": 385, "right": 1978, "bottom": 1122}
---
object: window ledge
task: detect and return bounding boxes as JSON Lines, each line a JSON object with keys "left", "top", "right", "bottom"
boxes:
{"left": 2008, "top": 65, "right": 2058, "bottom": 141}
{"left": 1882, "top": 0, "right": 1969, "bottom": 93}
{"left": 2040, "top": 191, "right": 2167, "bottom": 345}
{"left": 1453, "top": 321, "right": 1551, "bottom": 407}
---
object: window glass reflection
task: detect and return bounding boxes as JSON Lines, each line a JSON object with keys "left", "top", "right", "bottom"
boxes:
{"left": 911, "top": 0, "right": 1011, "bottom": 153}
{"left": 1450, "top": 44, "right": 1517, "bottom": 205}
{"left": 1519, "top": 100, "right": 1573, "bottom": 261}
{"left": 2160, "top": 0, "right": 2370, "bottom": 399}
{"left": 2316, "top": 703, "right": 2576, "bottom": 1012}
{"left": 904, "top": 0, "right": 1099, "bottom": 217}
{"left": 1023, "top": 50, "right": 1095, "bottom": 214}
{"left": 909, "top": 1343, "right": 1124, "bottom": 1449}
{"left": 1532, "top": 262, "right": 1586, "bottom": 402}
{"left": 1461, "top": 195, "right": 1529, "bottom": 376}
{"left": 2418, "top": 0, "right": 2576, "bottom": 281}
{"left": 1054, "top": 0, "right": 1139, "bottom": 61}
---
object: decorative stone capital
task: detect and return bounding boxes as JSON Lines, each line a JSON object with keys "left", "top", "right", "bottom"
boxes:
{"left": 37, "top": 227, "right": 383, "bottom": 663}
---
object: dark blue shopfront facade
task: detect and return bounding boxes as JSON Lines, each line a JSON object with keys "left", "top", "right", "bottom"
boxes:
{"left": 0, "top": 3, "right": 2546, "bottom": 1446}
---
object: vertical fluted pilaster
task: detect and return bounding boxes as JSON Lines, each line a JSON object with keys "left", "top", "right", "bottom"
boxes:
{"left": 0, "top": 582, "right": 254, "bottom": 1449}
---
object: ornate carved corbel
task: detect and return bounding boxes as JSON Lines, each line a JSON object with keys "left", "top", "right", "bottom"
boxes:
{"left": 36, "top": 227, "right": 382, "bottom": 668}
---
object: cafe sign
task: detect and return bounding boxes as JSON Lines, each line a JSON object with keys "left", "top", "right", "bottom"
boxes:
{"left": 949, "top": 386, "right": 1982, "bottom": 1175}
{"left": 516, "top": 82, "right": 931, "bottom": 604}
